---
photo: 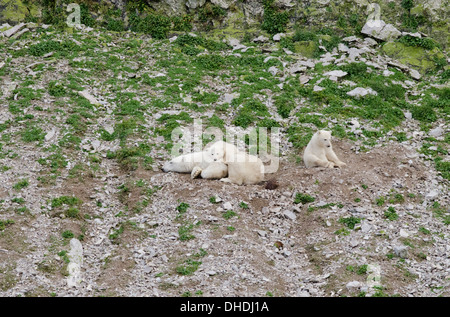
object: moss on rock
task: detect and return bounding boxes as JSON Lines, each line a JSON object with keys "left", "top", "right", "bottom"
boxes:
{"left": 382, "top": 41, "right": 446, "bottom": 74}
{"left": 293, "top": 40, "right": 318, "bottom": 58}
{"left": 0, "top": 0, "right": 39, "bottom": 24}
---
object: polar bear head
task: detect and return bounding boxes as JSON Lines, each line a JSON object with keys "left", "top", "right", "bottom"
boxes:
{"left": 207, "top": 142, "right": 225, "bottom": 162}
{"left": 315, "top": 130, "right": 332, "bottom": 148}
{"left": 206, "top": 141, "right": 239, "bottom": 163}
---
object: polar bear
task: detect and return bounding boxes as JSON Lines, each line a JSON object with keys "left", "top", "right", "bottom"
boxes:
{"left": 162, "top": 143, "right": 228, "bottom": 179}
{"left": 211, "top": 141, "right": 265, "bottom": 185}
{"left": 303, "top": 130, "right": 346, "bottom": 168}
{"left": 162, "top": 140, "right": 265, "bottom": 185}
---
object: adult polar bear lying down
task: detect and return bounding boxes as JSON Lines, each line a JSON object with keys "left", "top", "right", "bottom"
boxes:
{"left": 303, "top": 130, "right": 346, "bottom": 168}
{"left": 162, "top": 141, "right": 265, "bottom": 185}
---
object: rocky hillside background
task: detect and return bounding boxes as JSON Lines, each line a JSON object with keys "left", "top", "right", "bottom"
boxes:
{"left": 0, "top": 0, "right": 448, "bottom": 297}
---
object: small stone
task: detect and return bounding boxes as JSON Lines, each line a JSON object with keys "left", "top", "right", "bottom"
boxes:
{"left": 409, "top": 69, "right": 421, "bottom": 80}
{"left": 324, "top": 70, "right": 347, "bottom": 81}
{"left": 425, "top": 190, "right": 439, "bottom": 200}
{"left": 429, "top": 127, "right": 443, "bottom": 138}
{"left": 314, "top": 85, "right": 324, "bottom": 92}
{"left": 346, "top": 281, "right": 362, "bottom": 293}
{"left": 347, "top": 87, "right": 378, "bottom": 98}
{"left": 78, "top": 90, "right": 101, "bottom": 106}
{"left": 253, "top": 35, "right": 269, "bottom": 43}
{"left": 283, "top": 210, "right": 296, "bottom": 221}
{"left": 393, "top": 245, "right": 408, "bottom": 258}
{"left": 268, "top": 66, "right": 279, "bottom": 76}
{"left": 223, "top": 202, "right": 232, "bottom": 210}
{"left": 404, "top": 111, "right": 412, "bottom": 120}
{"left": 399, "top": 229, "right": 409, "bottom": 238}
{"left": 44, "top": 129, "right": 56, "bottom": 141}
{"left": 299, "top": 75, "right": 310, "bottom": 84}
{"left": 273, "top": 33, "right": 285, "bottom": 41}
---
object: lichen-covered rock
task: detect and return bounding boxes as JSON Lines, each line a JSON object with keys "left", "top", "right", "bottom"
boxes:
{"left": 210, "top": 0, "right": 237, "bottom": 9}
{"left": 293, "top": 41, "right": 318, "bottom": 58}
{"left": 382, "top": 41, "right": 446, "bottom": 74}
{"left": 186, "top": 0, "right": 207, "bottom": 9}
{"left": 0, "top": 0, "right": 39, "bottom": 25}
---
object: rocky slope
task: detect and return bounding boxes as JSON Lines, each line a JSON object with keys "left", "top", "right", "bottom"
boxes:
{"left": 0, "top": 0, "right": 448, "bottom": 298}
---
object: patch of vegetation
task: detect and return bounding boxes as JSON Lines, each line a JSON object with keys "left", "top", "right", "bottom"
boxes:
{"left": 51, "top": 196, "right": 82, "bottom": 209}
{"left": 384, "top": 206, "right": 399, "bottom": 221}
{"left": 398, "top": 35, "right": 437, "bottom": 50}
{"left": 0, "top": 220, "right": 15, "bottom": 231}
{"left": 13, "top": 179, "right": 29, "bottom": 190}
{"left": 261, "top": 0, "right": 289, "bottom": 35}
{"left": 178, "top": 222, "right": 199, "bottom": 241}
{"left": 294, "top": 193, "right": 315, "bottom": 204}
{"left": 129, "top": 13, "right": 171, "bottom": 39}
{"left": 339, "top": 216, "right": 361, "bottom": 229}
{"left": 223, "top": 210, "right": 237, "bottom": 220}
{"left": 176, "top": 202, "right": 190, "bottom": 214}
{"left": 176, "top": 249, "right": 207, "bottom": 276}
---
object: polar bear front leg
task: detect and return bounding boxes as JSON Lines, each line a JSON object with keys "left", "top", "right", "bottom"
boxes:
{"left": 191, "top": 166, "right": 203, "bottom": 179}
{"left": 310, "top": 156, "right": 332, "bottom": 168}
{"left": 201, "top": 162, "right": 228, "bottom": 179}
{"left": 326, "top": 149, "right": 346, "bottom": 168}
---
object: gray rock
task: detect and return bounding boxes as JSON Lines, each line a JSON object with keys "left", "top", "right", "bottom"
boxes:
{"left": 78, "top": 90, "right": 101, "bottom": 105}
{"left": 361, "top": 19, "right": 401, "bottom": 41}
{"left": 347, "top": 87, "right": 378, "bottom": 98}
{"left": 223, "top": 202, "right": 232, "bottom": 210}
{"left": 283, "top": 210, "right": 297, "bottom": 220}
{"left": 409, "top": 69, "right": 421, "bottom": 80}
{"left": 253, "top": 35, "right": 269, "bottom": 43}
{"left": 393, "top": 245, "right": 408, "bottom": 258}
{"left": 324, "top": 70, "right": 347, "bottom": 81}
{"left": 346, "top": 281, "right": 362, "bottom": 293}
{"left": 186, "top": 0, "right": 206, "bottom": 9}
{"left": 211, "top": 0, "right": 235, "bottom": 9}
{"left": 11, "top": 27, "right": 29, "bottom": 40}
{"left": 2, "top": 22, "right": 25, "bottom": 37}
{"left": 429, "top": 127, "right": 443, "bottom": 138}
{"left": 425, "top": 190, "right": 439, "bottom": 200}
{"left": 67, "top": 239, "right": 83, "bottom": 288}
{"left": 268, "top": 66, "right": 279, "bottom": 76}
{"left": 273, "top": 33, "right": 286, "bottom": 41}
{"left": 44, "top": 129, "right": 56, "bottom": 142}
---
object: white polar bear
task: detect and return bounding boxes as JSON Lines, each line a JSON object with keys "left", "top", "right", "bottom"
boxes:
{"left": 162, "top": 143, "right": 228, "bottom": 179}
{"left": 162, "top": 140, "right": 265, "bottom": 185}
{"left": 212, "top": 141, "right": 265, "bottom": 185}
{"left": 303, "top": 130, "right": 346, "bottom": 168}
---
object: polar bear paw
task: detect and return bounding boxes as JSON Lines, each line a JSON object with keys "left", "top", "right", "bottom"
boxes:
{"left": 191, "top": 166, "right": 202, "bottom": 179}
{"left": 327, "top": 161, "right": 335, "bottom": 168}
{"left": 335, "top": 161, "right": 346, "bottom": 168}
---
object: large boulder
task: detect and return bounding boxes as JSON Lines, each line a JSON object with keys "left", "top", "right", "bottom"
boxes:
{"left": 361, "top": 19, "right": 402, "bottom": 42}
{"left": 382, "top": 41, "right": 446, "bottom": 74}
{"left": 0, "top": 0, "right": 39, "bottom": 25}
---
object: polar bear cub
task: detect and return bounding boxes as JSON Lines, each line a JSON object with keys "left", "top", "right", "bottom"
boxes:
{"left": 162, "top": 144, "right": 227, "bottom": 179}
{"left": 212, "top": 141, "right": 265, "bottom": 185}
{"left": 303, "top": 130, "right": 346, "bottom": 168}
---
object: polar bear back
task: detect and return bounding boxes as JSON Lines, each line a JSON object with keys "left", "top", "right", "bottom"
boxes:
{"left": 226, "top": 152, "right": 264, "bottom": 185}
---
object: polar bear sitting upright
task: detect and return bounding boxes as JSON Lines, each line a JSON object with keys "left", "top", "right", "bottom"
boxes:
{"left": 162, "top": 143, "right": 227, "bottom": 179}
{"left": 303, "top": 130, "right": 346, "bottom": 168}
